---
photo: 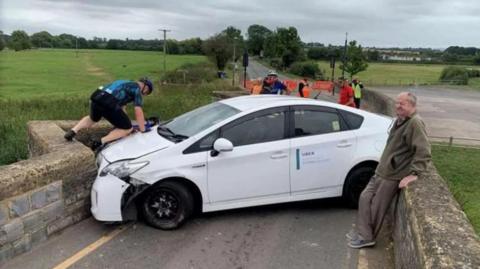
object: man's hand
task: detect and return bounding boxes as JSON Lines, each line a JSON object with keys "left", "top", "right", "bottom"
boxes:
{"left": 134, "top": 106, "right": 146, "bottom": 132}
{"left": 399, "top": 174, "right": 418, "bottom": 189}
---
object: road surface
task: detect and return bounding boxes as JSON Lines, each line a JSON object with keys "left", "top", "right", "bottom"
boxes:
{"left": 3, "top": 199, "right": 369, "bottom": 269}
{"left": 370, "top": 86, "right": 480, "bottom": 145}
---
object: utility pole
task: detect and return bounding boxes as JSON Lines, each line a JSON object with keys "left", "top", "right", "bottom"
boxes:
{"left": 243, "top": 49, "right": 249, "bottom": 88}
{"left": 342, "top": 32, "right": 348, "bottom": 79}
{"left": 232, "top": 41, "right": 236, "bottom": 86}
{"left": 158, "top": 29, "right": 171, "bottom": 74}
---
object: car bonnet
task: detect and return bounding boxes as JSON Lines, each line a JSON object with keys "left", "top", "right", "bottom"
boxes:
{"left": 100, "top": 128, "right": 174, "bottom": 163}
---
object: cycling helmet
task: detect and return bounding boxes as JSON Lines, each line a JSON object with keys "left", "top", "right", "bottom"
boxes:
{"left": 267, "top": 70, "right": 278, "bottom": 77}
{"left": 139, "top": 77, "right": 154, "bottom": 94}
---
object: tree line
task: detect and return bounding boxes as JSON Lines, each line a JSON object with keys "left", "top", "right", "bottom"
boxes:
{"left": 0, "top": 30, "right": 204, "bottom": 54}
{"left": 0, "top": 27, "right": 370, "bottom": 79}
{"left": 1, "top": 27, "right": 478, "bottom": 78}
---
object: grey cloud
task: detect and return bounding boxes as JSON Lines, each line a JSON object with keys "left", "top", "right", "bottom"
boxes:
{"left": 2, "top": 0, "right": 479, "bottom": 47}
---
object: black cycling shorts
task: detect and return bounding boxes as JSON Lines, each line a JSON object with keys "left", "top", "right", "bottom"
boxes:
{"left": 90, "top": 102, "right": 132, "bottom": 130}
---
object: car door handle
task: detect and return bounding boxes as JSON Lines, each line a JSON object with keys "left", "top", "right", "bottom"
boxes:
{"left": 270, "top": 153, "right": 288, "bottom": 159}
{"left": 337, "top": 141, "right": 353, "bottom": 148}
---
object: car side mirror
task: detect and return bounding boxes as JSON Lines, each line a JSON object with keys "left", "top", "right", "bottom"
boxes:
{"left": 211, "top": 138, "right": 233, "bottom": 157}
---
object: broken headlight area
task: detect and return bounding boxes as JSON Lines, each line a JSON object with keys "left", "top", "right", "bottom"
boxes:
{"left": 100, "top": 159, "right": 149, "bottom": 179}
{"left": 121, "top": 179, "right": 150, "bottom": 220}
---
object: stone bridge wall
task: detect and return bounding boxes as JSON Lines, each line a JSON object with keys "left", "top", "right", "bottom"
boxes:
{"left": 363, "top": 89, "right": 480, "bottom": 268}
{"left": 0, "top": 121, "right": 110, "bottom": 263}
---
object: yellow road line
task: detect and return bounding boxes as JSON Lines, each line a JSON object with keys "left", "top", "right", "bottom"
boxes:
{"left": 52, "top": 224, "right": 131, "bottom": 269}
{"left": 358, "top": 249, "right": 369, "bottom": 269}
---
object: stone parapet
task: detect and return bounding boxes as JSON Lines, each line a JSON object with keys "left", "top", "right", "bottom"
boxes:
{"left": 362, "top": 89, "right": 480, "bottom": 268}
{"left": 394, "top": 167, "right": 480, "bottom": 268}
{"left": 0, "top": 120, "right": 108, "bottom": 264}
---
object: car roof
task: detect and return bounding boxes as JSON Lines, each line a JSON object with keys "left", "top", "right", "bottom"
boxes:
{"left": 219, "top": 95, "right": 349, "bottom": 113}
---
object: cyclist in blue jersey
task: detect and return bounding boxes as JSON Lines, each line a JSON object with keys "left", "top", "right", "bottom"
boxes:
{"left": 260, "top": 71, "right": 287, "bottom": 95}
{"left": 64, "top": 78, "right": 154, "bottom": 151}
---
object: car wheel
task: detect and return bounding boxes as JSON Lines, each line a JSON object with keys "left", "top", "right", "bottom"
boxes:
{"left": 343, "top": 166, "right": 376, "bottom": 208}
{"left": 141, "top": 181, "right": 194, "bottom": 230}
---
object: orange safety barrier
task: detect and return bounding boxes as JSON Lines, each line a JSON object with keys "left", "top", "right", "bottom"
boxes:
{"left": 297, "top": 86, "right": 311, "bottom": 98}
{"left": 252, "top": 85, "right": 262, "bottom": 95}
{"left": 311, "top": 81, "right": 334, "bottom": 92}
{"left": 245, "top": 80, "right": 254, "bottom": 91}
{"left": 283, "top": 80, "right": 298, "bottom": 93}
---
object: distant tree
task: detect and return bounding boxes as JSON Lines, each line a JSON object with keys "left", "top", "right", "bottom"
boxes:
{"left": 7, "top": 30, "right": 31, "bottom": 51}
{"left": 56, "top": 33, "right": 77, "bottom": 48}
{"left": 166, "top": 39, "right": 179, "bottom": 54}
{"left": 262, "top": 33, "right": 278, "bottom": 58}
{"left": 442, "top": 53, "right": 459, "bottom": 63}
{"left": 89, "top": 37, "right": 107, "bottom": 49}
{"left": 31, "top": 31, "right": 54, "bottom": 48}
{"left": 246, "top": 24, "right": 272, "bottom": 55}
{"left": 263, "top": 27, "right": 304, "bottom": 68}
{"left": 0, "top": 31, "right": 5, "bottom": 51}
{"left": 472, "top": 55, "right": 480, "bottom": 65}
{"left": 106, "top": 39, "right": 124, "bottom": 50}
{"left": 222, "top": 26, "right": 243, "bottom": 42}
{"left": 367, "top": 50, "right": 380, "bottom": 61}
{"left": 445, "top": 46, "right": 478, "bottom": 56}
{"left": 180, "top": 38, "right": 203, "bottom": 54}
{"left": 289, "top": 61, "right": 323, "bottom": 78}
{"left": 77, "top": 37, "right": 88, "bottom": 49}
{"left": 202, "top": 33, "right": 233, "bottom": 71}
{"left": 307, "top": 47, "right": 329, "bottom": 60}
{"left": 339, "top": 40, "right": 368, "bottom": 79}
{"left": 327, "top": 45, "right": 343, "bottom": 58}
{"left": 221, "top": 26, "right": 244, "bottom": 61}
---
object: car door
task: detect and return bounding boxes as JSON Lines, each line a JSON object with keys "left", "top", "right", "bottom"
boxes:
{"left": 289, "top": 105, "right": 357, "bottom": 196}
{"left": 207, "top": 107, "right": 291, "bottom": 203}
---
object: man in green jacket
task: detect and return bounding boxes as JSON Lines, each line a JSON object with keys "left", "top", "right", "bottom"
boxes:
{"left": 347, "top": 91, "right": 432, "bottom": 248}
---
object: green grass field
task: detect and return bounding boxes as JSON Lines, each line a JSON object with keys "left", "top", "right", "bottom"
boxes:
{"left": 432, "top": 146, "right": 480, "bottom": 235}
{"left": 316, "top": 61, "right": 480, "bottom": 88}
{"left": 0, "top": 49, "right": 206, "bottom": 99}
{"left": 0, "top": 80, "right": 233, "bottom": 165}
{"left": 0, "top": 49, "right": 229, "bottom": 164}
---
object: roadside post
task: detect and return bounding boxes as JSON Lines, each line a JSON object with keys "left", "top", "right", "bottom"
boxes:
{"left": 243, "top": 50, "right": 249, "bottom": 88}
{"left": 330, "top": 57, "right": 335, "bottom": 96}
{"left": 341, "top": 32, "right": 348, "bottom": 81}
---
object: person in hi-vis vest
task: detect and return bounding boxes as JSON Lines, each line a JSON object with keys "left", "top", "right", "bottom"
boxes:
{"left": 352, "top": 78, "right": 363, "bottom": 109}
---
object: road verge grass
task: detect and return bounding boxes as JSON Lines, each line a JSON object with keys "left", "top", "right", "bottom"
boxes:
{"left": 0, "top": 78, "right": 237, "bottom": 165}
{"left": 432, "top": 145, "right": 480, "bottom": 235}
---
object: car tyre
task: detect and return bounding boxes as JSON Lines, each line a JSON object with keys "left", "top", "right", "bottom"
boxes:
{"left": 343, "top": 166, "right": 376, "bottom": 208}
{"left": 141, "top": 181, "right": 194, "bottom": 230}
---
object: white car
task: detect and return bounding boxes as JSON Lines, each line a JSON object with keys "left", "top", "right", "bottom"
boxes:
{"left": 91, "top": 95, "right": 392, "bottom": 229}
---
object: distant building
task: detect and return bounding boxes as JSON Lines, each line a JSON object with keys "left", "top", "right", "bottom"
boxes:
{"left": 363, "top": 48, "right": 433, "bottom": 62}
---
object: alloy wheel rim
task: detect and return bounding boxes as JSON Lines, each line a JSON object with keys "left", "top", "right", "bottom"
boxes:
{"left": 149, "top": 191, "right": 179, "bottom": 220}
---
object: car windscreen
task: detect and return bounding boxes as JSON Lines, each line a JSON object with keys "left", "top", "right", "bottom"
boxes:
{"left": 161, "top": 102, "right": 240, "bottom": 138}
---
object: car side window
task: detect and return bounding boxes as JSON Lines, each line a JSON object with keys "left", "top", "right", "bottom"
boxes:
{"left": 338, "top": 109, "right": 364, "bottom": 129}
{"left": 293, "top": 109, "right": 344, "bottom": 137}
{"left": 221, "top": 111, "right": 286, "bottom": 147}
{"left": 183, "top": 130, "right": 219, "bottom": 154}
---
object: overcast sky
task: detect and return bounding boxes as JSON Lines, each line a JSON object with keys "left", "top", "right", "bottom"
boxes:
{"left": 1, "top": 0, "right": 479, "bottom": 48}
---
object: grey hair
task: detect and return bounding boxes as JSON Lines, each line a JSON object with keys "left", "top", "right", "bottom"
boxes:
{"left": 399, "top": 91, "right": 417, "bottom": 106}
{"left": 406, "top": 92, "right": 417, "bottom": 106}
